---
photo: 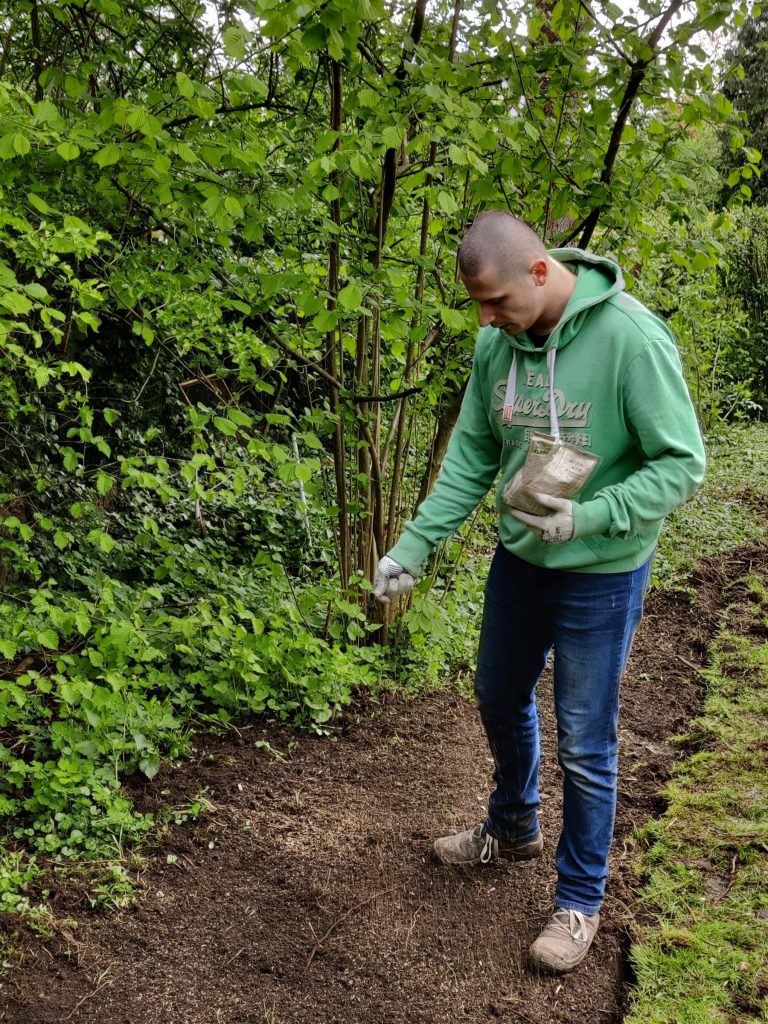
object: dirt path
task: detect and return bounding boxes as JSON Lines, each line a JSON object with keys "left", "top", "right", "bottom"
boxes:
{"left": 2, "top": 548, "right": 765, "bottom": 1024}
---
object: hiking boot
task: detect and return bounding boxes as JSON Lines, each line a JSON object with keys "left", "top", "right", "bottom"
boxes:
{"left": 529, "top": 908, "right": 600, "bottom": 973}
{"left": 433, "top": 823, "right": 543, "bottom": 866}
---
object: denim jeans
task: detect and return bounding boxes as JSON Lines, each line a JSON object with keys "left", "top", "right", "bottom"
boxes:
{"left": 475, "top": 543, "right": 652, "bottom": 916}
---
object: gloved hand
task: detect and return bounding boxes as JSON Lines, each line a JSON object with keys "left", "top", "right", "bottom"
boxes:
{"left": 507, "top": 492, "right": 575, "bottom": 544}
{"left": 372, "top": 555, "right": 416, "bottom": 604}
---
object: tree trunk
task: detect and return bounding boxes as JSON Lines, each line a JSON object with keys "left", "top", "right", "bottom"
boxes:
{"left": 415, "top": 378, "right": 468, "bottom": 511}
{"left": 326, "top": 58, "right": 351, "bottom": 589}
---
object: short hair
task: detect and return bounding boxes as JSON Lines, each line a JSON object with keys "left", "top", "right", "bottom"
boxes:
{"left": 458, "top": 211, "right": 547, "bottom": 280}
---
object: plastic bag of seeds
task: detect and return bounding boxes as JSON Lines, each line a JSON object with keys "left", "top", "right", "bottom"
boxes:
{"left": 503, "top": 432, "right": 599, "bottom": 517}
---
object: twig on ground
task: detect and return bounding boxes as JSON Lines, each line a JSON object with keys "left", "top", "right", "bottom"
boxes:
{"left": 303, "top": 884, "right": 402, "bottom": 973}
{"left": 712, "top": 854, "right": 741, "bottom": 905}
{"left": 677, "top": 654, "right": 701, "bottom": 671}
{"left": 404, "top": 903, "right": 424, "bottom": 948}
{"left": 221, "top": 947, "right": 246, "bottom": 969}
{"left": 63, "top": 976, "right": 114, "bottom": 1020}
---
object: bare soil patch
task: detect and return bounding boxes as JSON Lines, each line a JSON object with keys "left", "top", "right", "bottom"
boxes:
{"left": 2, "top": 546, "right": 766, "bottom": 1024}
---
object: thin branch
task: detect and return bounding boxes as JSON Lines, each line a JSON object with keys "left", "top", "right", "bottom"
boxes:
{"left": 460, "top": 77, "right": 506, "bottom": 95}
{"left": 357, "top": 37, "right": 387, "bottom": 76}
{"left": 132, "top": 345, "right": 162, "bottom": 405}
{"left": 252, "top": 315, "right": 343, "bottom": 392}
{"left": 578, "top": 0, "right": 686, "bottom": 249}
{"left": 163, "top": 99, "right": 297, "bottom": 134}
{"left": 576, "top": 0, "right": 631, "bottom": 63}
{"left": 508, "top": 47, "right": 584, "bottom": 191}
{"left": 0, "top": 16, "right": 17, "bottom": 80}
{"left": 350, "top": 384, "right": 424, "bottom": 404}
{"left": 30, "top": 0, "right": 44, "bottom": 101}
{"left": 372, "top": 0, "right": 429, "bottom": 253}
{"left": 303, "top": 885, "right": 402, "bottom": 974}
{"left": 63, "top": 975, "right": 114, "bottom": 1021}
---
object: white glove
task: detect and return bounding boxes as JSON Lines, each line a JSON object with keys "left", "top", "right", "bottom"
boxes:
{"left": 507, "top": 492, "right": 575, "bottom": 544}
{"left": 372, "top": 555, "right": 416, "bottom": 604}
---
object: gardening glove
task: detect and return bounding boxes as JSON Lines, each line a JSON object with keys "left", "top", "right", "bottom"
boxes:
{"left": 507, "top": 492, "right": 575, "bottom": 545}
{"left": 372, "top": 555, "right": 416, "bottom": 604}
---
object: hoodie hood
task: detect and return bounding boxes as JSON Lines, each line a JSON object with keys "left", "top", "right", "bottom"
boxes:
{"left": 499, "top": 249, "right": 624, "bottom": 433}
{"left": 503, "top": 248, "right": 625, "bottom": 354}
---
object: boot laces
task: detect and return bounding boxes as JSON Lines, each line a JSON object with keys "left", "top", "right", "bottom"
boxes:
{"left": 479, "top": 830, "right": 498, "bottom": 864}
{"left": 552, "top": 908, "right": 589, "bottom": 943}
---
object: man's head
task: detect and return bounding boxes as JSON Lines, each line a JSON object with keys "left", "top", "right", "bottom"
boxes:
{"left": 458, "top": 211, "right": 572, "bottom": 336}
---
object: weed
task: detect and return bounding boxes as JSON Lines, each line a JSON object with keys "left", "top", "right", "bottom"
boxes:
{"left": 164, "top": 790, "right": 214, "bottom": 828}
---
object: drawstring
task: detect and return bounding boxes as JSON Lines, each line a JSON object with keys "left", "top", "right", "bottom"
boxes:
{"left": 502, "top": 351, "right": 517, "bottom": 425}
{"left": 546, "top": 347, "right": 558, "bottom": 438}
{"left": 502, "top": 345, "right": 561, "bottom": 438}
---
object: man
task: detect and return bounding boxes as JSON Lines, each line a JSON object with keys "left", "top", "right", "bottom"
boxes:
{"left": 372, "top": 211, "right": 705, "bottom": 973}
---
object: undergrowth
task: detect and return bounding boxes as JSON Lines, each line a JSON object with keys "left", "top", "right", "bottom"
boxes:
{"left": 625, "top": 573, "right": 768, "bottom": 1024}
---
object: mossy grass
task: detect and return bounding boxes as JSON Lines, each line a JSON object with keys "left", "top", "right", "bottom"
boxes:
{"left": 625, "top": 573, "right": 768, "bottom": 1023}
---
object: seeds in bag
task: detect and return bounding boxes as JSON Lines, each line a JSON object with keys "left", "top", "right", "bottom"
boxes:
{"left": 503, "top": 432, "right": 600, "bottom": 516}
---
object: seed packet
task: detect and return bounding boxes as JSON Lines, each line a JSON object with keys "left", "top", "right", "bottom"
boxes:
{"left": 503, "top": 432, "right": 600, "bottom": 516}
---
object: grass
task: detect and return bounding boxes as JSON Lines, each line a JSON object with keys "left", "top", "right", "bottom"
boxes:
{"left": 625, "top": 573, "right": 768, "bottom": 1024}
{"left": 653, "top": 423, "right": 768, "bottom": 589}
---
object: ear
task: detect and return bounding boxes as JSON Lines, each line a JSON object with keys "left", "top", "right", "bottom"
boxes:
{"left": 530, "top": 258, "right": 548, "bottom": 286}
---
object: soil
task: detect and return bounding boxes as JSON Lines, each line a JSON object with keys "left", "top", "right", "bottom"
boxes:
{"left": 1, "top": 546, "right": 767, "bottom": 1024}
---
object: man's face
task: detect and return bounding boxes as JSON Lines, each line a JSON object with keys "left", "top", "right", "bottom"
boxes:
{"left": 461, "top": 261, "right": 547, "bottom": 336}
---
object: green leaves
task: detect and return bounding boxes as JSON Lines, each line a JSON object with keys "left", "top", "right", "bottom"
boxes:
{"left": 439, "top": 306, "right": 468, "bottom": 331}
{"left": 56, "top": 141, "right": 80, "bottom": 161}
{"left": 93, "top": 144, "right": 121, "bottom": 167}
{"left": 222, "top": 24, "right": 248, "bottom": 61}
{"left": 436, "top": 191, "right": 459, "bottom": 215}
{"left": 302, "top": 22, "right": 327, "bottom": 52}
{"left": 223, "top": 195, "right": 244, "bottom": 218}
{"left": 96, "top": 473, "right": 114, "bottom": 497}
{"left": 213, "top": 415, "right": 238, "bottom": 436}
{"left": 380, "top": 125, "right": 402, "bottom": 150}
{"left": 36, "top": 628, "right": 59, "bottom": 650}
{"left": 0, "top": 639, "right": 18, "bottom": 660}
{"left": 86, "top": 529, "right": 116, "bottom": 553}
{"left": 313, "top": 309, "right": 339, "bottom": 332}
{"left": 26, "top": 192, "right": 53, "bottom": 215}
{"left": 0, "top": 132, "right": 29, "bottom": 159}
{"left": 13, "top": 133, "right": 31, "bottom": 157}
{"left": 337, "top": 282, "right": 364, "bottom": 311}
{"left": 175, "top": 72, "right": 195, "bottom": 99}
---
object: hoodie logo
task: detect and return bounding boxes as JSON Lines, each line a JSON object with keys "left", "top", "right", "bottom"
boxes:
{"left": 493, "top": 377, "right": 593, "bottom": 428}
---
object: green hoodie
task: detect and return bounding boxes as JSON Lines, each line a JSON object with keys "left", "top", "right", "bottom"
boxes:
{"left": 388, "top": 248, "right": 706, "bottom": 576}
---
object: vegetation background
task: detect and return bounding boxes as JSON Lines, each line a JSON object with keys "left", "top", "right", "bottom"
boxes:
{"left": 0, "top": 0, "right": 767, "bottom": 1011}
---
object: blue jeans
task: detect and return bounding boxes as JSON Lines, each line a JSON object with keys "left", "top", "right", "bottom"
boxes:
{"left": 475, "top": 544, "right": 652, "bottom": 916}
